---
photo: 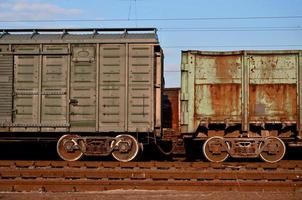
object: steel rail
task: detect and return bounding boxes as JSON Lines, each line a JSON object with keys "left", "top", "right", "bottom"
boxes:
{"left": 0, "top": 160, "right": 302, "bottom": 192}
{"left": 0, "top": 179, "right": 301, "bottom": 192}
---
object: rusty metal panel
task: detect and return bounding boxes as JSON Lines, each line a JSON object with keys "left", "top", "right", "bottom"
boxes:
{"left": 41, "top": 54, "right": 68, "bottom": 130}
{"left": 194, "top": 84, "right": 242, "bottom": 121}
{"left": 70, "top": 45, "right": 96, "bottom": 132}
{"left": 181, "top": 51, "right": 242, "bottom": 133}
{"left": 128, "top": 45, "right": 153, "bottom": 132}
{"left": 163, "top": 88, "right": 180, "bottom": 133}
{"left": 13, "top": 55, "right": 39, "bottom": 131}
{"left": 0, "top": 54, "right": 13, "bottom": 123}
{"left": 194, "top": 54, "right": 242, "bottom": 122}
{"left": 249, "top": 54, "right": 296, "bottom": 84}
{"left": 248, "top": 54, "right": 298, "bottom": 122}
{"left": 99, "top": 44, "right": 126, "bottom": 132}
{"left": 249, "top": 84, "right": 296, "bottom": 121}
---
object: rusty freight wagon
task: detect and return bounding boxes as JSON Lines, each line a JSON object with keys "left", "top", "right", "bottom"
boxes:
{"left": 181, "top": 50, "right": 302, "bottom": 163}
{"left": 0, "top": 28, "right": 163, "bottom": 162}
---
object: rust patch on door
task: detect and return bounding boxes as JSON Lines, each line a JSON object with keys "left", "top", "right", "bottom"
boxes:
{"left": 214, "top": 55, "right": 242, "bottom": 81}
{"left": 194, "top": 84, "right": 242, "bottom": 122}
{"left": 249, "top": 84, "right": 297, "bottom": 121}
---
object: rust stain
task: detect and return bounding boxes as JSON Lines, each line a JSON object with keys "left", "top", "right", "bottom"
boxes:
{"left": 194, "top": 84, "right": 241, "bottom": 121}
{"left": 249, "top": 55, "right": 283, "bottom": 80}
{"left": 214, "top": 55, "right": 241, "bottom": 81}
{"left": 193, "top": 54, "right": 242, "bottom": 123}
{"left": 249, "top": 84, "right": 297, "bottom": 121}
{"left": 209, "top": 84, "right": 241, "bottom": 120}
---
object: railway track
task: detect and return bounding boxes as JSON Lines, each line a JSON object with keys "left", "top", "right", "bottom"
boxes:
{"left": 0, "top": 160, "right": 302, "bottom": 192}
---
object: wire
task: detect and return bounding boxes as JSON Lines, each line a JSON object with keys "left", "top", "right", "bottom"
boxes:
{"left": 160, "top": 26, "right": 302, "bottom": 29}
{"left": 127, "top": 0, "right": 132, "bottom": 20}
{"left": 158, "top": 27, "right": 302, "bottom": 32}
{"left": 135, "top": 0, "right": 138, "bottom": 27}
{"left": 1, "top": 26, "right": 301, "bottom": 32}
{"left": 163, "top": 44, "right": 302, "bottom": 48}
{"left": 1, "top": 15, "right": 302, "bottom": 23}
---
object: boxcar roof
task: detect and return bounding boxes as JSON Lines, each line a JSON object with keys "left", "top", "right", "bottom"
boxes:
{"left": 0, "top": 28, "right": 159, "bottom": 44}
{"left": 182, "top": 50, "right": 302, "bottom": 55}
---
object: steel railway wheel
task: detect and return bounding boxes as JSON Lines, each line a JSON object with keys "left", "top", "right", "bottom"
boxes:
{"left": 57, "top": 134, "right": 83, "bottom": 161}
{"left": 111, "top": 134, "right": 141, "bottom": 162}
{"left": 259, "top": 136, "right": 286, "bottom": 163}
{"left": 203, "top": 136, "right": 230, "bottom": 162}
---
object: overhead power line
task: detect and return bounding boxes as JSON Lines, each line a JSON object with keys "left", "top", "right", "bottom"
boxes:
{"left": 160, "top": 26, "right": 302, "bottom": 29}
{"left": 0, "top": 15, "right": 302, "bottom": 23}
{"left": 158, "top": 26, "right": 302, "bottom": 32}
{"left": 1, "top": 26, "right": 301, "bottom": 32}
{"left": 162, "top": 44, "right": 302, "bottom": 48}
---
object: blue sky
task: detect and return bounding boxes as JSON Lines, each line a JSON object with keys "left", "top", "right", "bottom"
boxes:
{"left": 0, "top": 0, "right": 301, "bottom": 87}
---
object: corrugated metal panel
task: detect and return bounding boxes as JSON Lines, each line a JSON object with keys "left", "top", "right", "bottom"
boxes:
{"left": 70, "top": 45, "right": 96, "bottom": 131}
{"left": 41, "top": 54, "right": 68, "bottom": 125}
{"left": 13, "top": 55, "right": 39, "bottom": 128}
{"left": 128, "top": 45, "right": 153, "bottom": 132}
{"left": 0, "top": 54, "right": 13, "bottom": 123}
{"left": 99, "top": 44, "right": 126, "bottom": 132}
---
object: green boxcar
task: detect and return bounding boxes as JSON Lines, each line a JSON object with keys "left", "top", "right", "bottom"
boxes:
{"left": 0, "top": 28, "right": 163, "bottom": 162}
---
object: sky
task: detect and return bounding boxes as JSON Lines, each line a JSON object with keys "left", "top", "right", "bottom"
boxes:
{"left": 0, "top": 0, "right": 301, "bottom": 87}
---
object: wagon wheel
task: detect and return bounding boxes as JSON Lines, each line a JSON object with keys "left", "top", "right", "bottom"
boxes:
{"left": 111, "top": 134, "right": 141, "bottom": 162}
{"left": 57, "top": 134, "right": 83, "bottom": 161}
{"left": 259, "top": 136, "right": 286, "bottom": 163}
{"left": 203, "top": 136, "right": 230, "bottom": 162}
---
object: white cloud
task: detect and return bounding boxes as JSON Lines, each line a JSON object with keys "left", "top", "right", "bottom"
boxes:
{"left": 0, "top": 0, "right": 82, "bottom": 20}
{"left": 11, "top": 1, "right": 81, "bottom": 15}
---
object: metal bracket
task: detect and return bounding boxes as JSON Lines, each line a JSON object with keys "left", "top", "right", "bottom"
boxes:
{"left": 61, "top": 29, "right": 68, "bottom": 39}
{"left": 0, "top": 30, "right": 8, "bottom": 39}
{"left": 30, "top": 30, "right": 39, "bottom": 39}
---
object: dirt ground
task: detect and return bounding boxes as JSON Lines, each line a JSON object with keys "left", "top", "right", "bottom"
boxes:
{"left": 0, "top": 190, "right": 302, "bottom": 200}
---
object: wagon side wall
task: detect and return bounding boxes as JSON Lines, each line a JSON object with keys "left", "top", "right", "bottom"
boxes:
{"left": 0, "top": 33, "right": 162, "bottom": 135}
